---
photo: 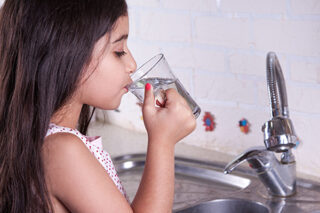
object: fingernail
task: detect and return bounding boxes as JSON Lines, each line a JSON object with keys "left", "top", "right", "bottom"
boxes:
{"left": 145, "top": 83, "right": 151, "bottom": 90}
{"left": 156, "top": 99, "right": 165, "bottom": 108}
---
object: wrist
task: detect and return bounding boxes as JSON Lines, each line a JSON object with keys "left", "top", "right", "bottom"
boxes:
{"left": 148, "top": 136, "right": 175, "bottom": 150}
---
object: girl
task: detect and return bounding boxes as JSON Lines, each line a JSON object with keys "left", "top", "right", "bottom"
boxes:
{"left": 0, "top": 0, "right": 196, "bottom": 212}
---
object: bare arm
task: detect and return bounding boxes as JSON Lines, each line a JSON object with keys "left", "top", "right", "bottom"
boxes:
{"left": 43, "top": 133, "right": 133, "bottom": 213}
{"left": 131, "top": 84, "right": 196, "bottom": 212}
{"left": 131, "top": 142, "right": 175, "bottom": 213}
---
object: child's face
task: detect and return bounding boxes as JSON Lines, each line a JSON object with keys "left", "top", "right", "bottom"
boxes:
{"left": 79, "top": 15, "right": 136, "bottom": 110}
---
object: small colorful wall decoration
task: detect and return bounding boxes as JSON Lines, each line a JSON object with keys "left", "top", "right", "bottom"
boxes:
{"left": 203, "top": 112, "right": 215, "bottom": 132}
{"left": 239, "top": 118, "right": 250, "bottom": 134}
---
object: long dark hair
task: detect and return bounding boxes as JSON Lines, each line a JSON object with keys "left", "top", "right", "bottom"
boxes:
{"left": 0, "top": 0, "right": 127, "bottom": 212}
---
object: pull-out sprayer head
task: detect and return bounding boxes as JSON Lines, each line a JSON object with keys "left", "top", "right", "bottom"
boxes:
{"left": 262, "top": 117, "right": 297, "bottom": 152}
{"left": 264, "top": 52, "right": 297, "bottom": 152}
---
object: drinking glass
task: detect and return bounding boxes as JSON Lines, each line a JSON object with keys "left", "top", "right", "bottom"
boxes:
{"left": 126, "top": 54, "right": 201, "bottom": 118}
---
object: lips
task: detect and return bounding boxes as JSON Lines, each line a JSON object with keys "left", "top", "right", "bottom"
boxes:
{"left": 124, "top": 79, "right": 132, "bottom": 92}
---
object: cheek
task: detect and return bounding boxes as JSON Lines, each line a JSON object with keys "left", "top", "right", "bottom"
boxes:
{"left": 80, "top": 68, "right": 124, "bottom": 109}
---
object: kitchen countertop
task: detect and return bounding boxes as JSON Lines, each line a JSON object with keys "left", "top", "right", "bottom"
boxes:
{"left": 88, "top": 121, "right": 320, "bottom": 182}
{"left": 88, "top": 121, "right": 235, "bottom": 164}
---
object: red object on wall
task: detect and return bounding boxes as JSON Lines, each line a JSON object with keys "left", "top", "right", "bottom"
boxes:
{"left": 203, "top": 112, "right": 215, "bottom": 131}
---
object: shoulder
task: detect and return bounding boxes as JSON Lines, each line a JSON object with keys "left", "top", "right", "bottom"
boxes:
{"left": 42, "top": 132, "right": 93, "bottom": 171}
{"left": 42, "top": 132, "right": 96, "bottom": 198}
{"left": 42, "top": 133, "right": 132, "bottom": 212}
{"left": 42, "top": 132, "right": 94, "bottom": 191}
{"left": 43, "top": 132, "right": 88, "bottom": 159}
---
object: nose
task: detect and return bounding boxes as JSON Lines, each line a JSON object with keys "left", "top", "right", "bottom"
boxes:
{"left": 126, "top": 50, "right": 137, "bottom": 74}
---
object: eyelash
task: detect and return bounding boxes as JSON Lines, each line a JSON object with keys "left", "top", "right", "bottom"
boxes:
{"left": 115, "top": 51, "right": 127, "bottom": 57}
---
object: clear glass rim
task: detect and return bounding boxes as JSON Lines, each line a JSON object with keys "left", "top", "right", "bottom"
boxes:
{"left": 130, "top": 53, "right": 164, "bottom": 82}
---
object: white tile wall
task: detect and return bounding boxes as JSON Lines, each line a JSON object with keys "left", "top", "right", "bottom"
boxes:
{"left": 290, "top": 61, "right": 320, "bottom": 83}
{"left": 109, "top": 0, "right": 320, "bottom": 178}
{"left": 162, "top": 0, "right": 217, "bottom": 11}
{"left": 138, "top": 12, "right": 192, "bottom": 42}
{"left": 195, "top": 16, "right": 252, "bottom": 49}
{"left": 220, "top": 0, "right": 287, "bottom": 14}
{"left": 290, "top": 0, "right": 320, "bottom": 15}
{"left": 253, "top": 19, "right": 320, "bottom": 56}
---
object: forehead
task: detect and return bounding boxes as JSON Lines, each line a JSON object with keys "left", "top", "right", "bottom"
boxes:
{"left": 110, "top": 16, "right": 129, "bottom": 41}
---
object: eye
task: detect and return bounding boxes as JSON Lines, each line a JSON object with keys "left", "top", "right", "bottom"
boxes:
{"left": 115, "top": 51, "right": 127, "bottom": 57}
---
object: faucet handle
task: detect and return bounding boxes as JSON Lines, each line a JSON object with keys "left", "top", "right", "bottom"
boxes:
{"left": 224, "top": 146, "right": 272, "bottom": 174}
{"left": 224, "top": 146, "right": 296, "bottom": 197}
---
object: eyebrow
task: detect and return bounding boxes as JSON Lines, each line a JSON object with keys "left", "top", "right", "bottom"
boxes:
{"left": 112, "top": 34, "right": 128, "bottom": 43}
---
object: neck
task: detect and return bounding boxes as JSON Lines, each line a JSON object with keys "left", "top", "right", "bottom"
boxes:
{"left": 50, "top": 100, "right": 83, "bottom": 129}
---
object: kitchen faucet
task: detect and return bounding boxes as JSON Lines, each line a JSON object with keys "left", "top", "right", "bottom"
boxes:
{"left": 224, "top": 52, "right": 297, "bottom": 197}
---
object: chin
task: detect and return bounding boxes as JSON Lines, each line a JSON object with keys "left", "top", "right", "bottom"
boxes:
{"left": 98, "top": 99, "right": 122, "bottom": 110}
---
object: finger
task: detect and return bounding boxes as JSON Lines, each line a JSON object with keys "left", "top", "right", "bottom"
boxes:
{"left": 142, "top": 83, "right": 156, "bottom": 113}
{"left": 164, "top": 88, "right": 191, "bottom": 113}
{"left": 165, "top": 88, "right": 185, "bottom": 105}
{"left": 155, "top": 89, "right": 166, "bottom": 108}
{"left": 156, "top": 99, "right": 165, "bottom": 107}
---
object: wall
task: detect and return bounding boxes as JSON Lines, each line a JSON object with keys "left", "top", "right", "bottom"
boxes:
{"left": 102, "top": 0, "right": 320, "bottom": 179}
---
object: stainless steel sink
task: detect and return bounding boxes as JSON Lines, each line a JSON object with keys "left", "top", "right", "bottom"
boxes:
{"left": 113, "top": 153, "right": 320, "bottom": 213}
{"left": 176, "top": 199, "right": 270, "bottom": 213}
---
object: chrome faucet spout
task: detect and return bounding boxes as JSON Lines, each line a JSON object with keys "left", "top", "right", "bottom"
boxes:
{"left": 264, "top": 52, "right": 297, "bottom": 152}
{"left": 266, "top": 52, "right": 289, "bottom": 118}
{"left": 224, "top": 52, "right": 297, "bottom": 197}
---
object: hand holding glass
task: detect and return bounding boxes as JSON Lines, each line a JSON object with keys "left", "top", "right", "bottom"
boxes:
{"left": 126, "top": 54, "right": 201, "bottom": 118}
